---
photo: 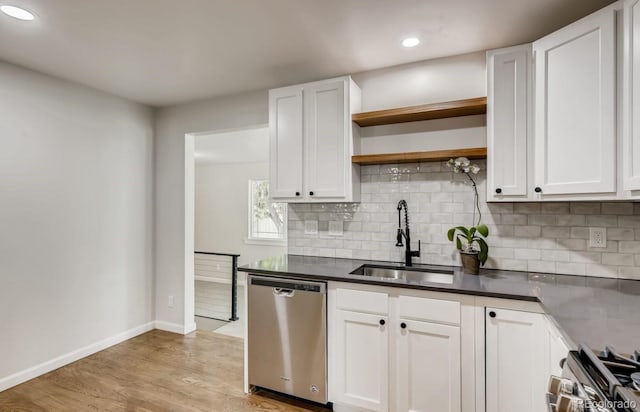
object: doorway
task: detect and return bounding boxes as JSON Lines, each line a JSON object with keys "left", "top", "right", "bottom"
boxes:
{"left": 190, "top": 125, "right": 287, "bottom": 337}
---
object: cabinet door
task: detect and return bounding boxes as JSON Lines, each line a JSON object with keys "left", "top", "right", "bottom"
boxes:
{"left": 269, "top": 86, "right": 304, "bottom": 199}
{"left": 624, "top": 0, "right": 640, "bottom": 191}
{"left": 303, "top": 80, "right": 347, "bottom": 199}
{"left": 396, "top": 320, "right": 461, "bottom": 412}
{"left": 545, "top": 326, "right": 570, "bottom": 378}
{"left": 487, "top": 45, "right": 531, "bottom": 201}
{"left": 485, "top": 308, "right": 545, "bottom": 412}
{"left": 533, "top": 7, "right": 617, "bottom": 196}
{"left": 334, "top": 310, "right": 388, "bottom": 412}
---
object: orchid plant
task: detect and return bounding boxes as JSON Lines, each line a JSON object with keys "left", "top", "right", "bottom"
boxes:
{"left": 446, "top": 157, "right": 489, "bottom": 265}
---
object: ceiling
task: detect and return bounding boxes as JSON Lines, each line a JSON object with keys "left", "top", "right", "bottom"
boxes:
{"left": 0, "top": 0, "right": 615, "bottom": 107}
{"left": 194, "top": 127, "right": 269, "bottom": 165}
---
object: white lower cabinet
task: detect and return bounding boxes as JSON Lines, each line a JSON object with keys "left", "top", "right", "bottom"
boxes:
{"left": 330, "top": 285, "right": 467, "bottom": 412}
{"left": 334, "top": 309, "right": 389, "bottom": 412}
{"left": 396, "top": 320, "right": 461, "bottom": 412}
{"left": 485, "top": 308, "right": 546, "bottom": 412}
{"left": 544, "top": 318, "right": 570, "bottom": 378}
{"left": 329, "top": 285, "right": 571, "bottom": 412}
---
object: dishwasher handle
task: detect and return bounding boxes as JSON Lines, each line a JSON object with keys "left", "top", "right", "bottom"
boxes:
{"left": 249, "top": 275, "right": 326, "bottom": 293}
{"left": 273, "top": 288, "right": 295, "bottom": 297}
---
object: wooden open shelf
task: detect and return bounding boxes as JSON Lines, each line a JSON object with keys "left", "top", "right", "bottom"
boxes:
{"left": 352, "top": 147, "right": 487, "bottom": 165}
{"left": 352, "top": 97, "right": 487, "bottom": 127}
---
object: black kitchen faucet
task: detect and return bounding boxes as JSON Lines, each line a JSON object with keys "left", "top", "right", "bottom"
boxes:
{"left": 396, "top": 200, "right": 421, "bottom": 266}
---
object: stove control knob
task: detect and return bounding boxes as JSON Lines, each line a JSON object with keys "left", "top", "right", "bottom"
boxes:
{"left": 548, "top": 375, "right": 575, "bottom": 395}
{"left": 556, "top": 394, "right": 585, "bottom": 412}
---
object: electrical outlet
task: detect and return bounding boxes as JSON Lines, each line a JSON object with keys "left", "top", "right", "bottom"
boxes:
{"left": 168, "top": 295, "right": 174, "bottom": 308}
{"left": 589, "top": 228, "right": 607, "bottom": 248}
{"left": 329, "top": 221, "right": 343, "bottom": 236}
{"left": 304, "top": 220, "right": 318, "bottom": 235}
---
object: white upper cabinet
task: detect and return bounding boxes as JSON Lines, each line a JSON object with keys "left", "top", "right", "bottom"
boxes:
{"left": 533, "top": 6, "right": 617, "bottom": 197}
{"left": 269, "top": 86, "right": 304, "bottom": 199}
{"left": 269, "top": 76, "right": 361, "bottom": 203}
{"left": 487, "top": 45, "right": 531, "bottom": 201}
{"left": 623, "top": 0, "right": 640, "bottom": 191}
{"left": 304, "top": 81, "right": 347, "bottom": 199}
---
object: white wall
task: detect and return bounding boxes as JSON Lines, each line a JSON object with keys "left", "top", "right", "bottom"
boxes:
{"left": 352, "top": 51, "right": 487, "bottom": 112}
{"left": 153, "top": 51, "right": 486, "bottom": 329}
{"left": 195, "top": 162, "right": 286, "bottom": 266}
{"left": 0, "top": 61, "right": 154, "bottom": 389}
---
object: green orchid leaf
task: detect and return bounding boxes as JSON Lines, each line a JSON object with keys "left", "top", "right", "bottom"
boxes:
{"left": 456, "top": 236, "right": 462, "bottom": 250}
{"left": 447, "top": 228, "right": 456, "bottom": 242}
{"left": 455, "top": 226, "right": 470, "bottom": 237}
{"left": 476, "top": 224, "right": 489, "bottom": 237}
{"left": 478, "top": 239, "right": 489, "bottom": 265}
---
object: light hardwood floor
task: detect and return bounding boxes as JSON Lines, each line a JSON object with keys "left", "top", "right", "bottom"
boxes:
{"left": 0, "top": 330, "right": 330, "bottom": 411}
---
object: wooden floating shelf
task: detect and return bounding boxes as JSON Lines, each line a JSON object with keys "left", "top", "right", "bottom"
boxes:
{"left": 352, "top": 97, "right": 487, "bottom": 127}
{"left": 352, "top": 147, "right": 487, "bottom": 165}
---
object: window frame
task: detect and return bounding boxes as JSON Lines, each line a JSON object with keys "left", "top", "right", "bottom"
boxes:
{"left": 246, "top": 179, "right": 287, "bottom": 245}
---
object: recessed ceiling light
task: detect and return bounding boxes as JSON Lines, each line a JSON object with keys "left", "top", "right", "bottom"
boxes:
{"left": 402, "top": 37, "right": 420, "bottom": 48}
{"left": 0, "top": 5, "right": 35, "bottom": 21}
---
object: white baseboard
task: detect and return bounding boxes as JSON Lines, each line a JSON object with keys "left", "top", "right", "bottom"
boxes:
{"left": 184, "top": 321, "right": 197, "bottom": 334}
{"left": 153, "top": 320, "right": 188, "bottom": 334}
{"left": 0, "top": 321, "right": 154, "bottom": 393}
{"left": 154, "top": 320, "right": 197, "bottom": 335}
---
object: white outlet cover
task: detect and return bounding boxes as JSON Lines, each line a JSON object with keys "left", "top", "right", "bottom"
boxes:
{"left": 589, "top": 227, "right": 607, "bottom": 248}
{"left": 304, "top": 220, "right": 318, "bottom": 235}
{"left": 329, "top": 221, "right": 344, "bottom": 236}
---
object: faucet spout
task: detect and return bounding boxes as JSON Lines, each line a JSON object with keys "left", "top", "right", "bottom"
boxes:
{"left": 395, "top": 200, "right": 421, "bottom": 266}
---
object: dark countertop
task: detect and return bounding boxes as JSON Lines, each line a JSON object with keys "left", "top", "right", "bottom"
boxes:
{"left": 239, "top": 254, "right": 640, "bottom": 354}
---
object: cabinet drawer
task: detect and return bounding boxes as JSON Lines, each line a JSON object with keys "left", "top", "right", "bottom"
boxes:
{"left": 336, "top": 288, "right": 388, "bottom": 315}
{"left": 398, "top": 296, "right": 460, "bottom": 325}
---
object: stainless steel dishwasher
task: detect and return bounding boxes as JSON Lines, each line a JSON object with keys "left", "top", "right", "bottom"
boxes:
{"left": 248, "top": 275, "right": 327, "bottom": 404}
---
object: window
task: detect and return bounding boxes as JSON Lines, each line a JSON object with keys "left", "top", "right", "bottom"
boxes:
{"left": 248, "top": 180, "right": 287, "bottom": 242}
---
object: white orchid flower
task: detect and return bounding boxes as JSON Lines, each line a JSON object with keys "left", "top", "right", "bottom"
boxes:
{"left": 454, "top": 157, "right": 470, "bottom": 167}
{"left": 469, "top": 165, "right": 480, "bottom": 174}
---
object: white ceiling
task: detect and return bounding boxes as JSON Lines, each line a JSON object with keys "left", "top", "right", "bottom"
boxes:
{"left": 194, "top": 126, "right": 269, "bottom": 165}
{"left": 0, "top": 0, "right": 615, "bottom": 107}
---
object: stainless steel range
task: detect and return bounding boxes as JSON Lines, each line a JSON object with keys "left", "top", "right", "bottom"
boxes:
{"left": 548, "top": 345, "right": 640, "bottom": 412}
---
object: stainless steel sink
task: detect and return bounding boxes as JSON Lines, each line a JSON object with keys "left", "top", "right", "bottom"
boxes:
{"left": 349, "top": 264, "right": 454, "bottom": 285}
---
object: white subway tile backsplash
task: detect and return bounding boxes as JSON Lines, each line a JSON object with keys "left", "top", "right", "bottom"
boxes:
{"left": 557, "top": 238, "right": 588, "bottom": 251}
{"left": 569, "top": 251, "right": 601, "bottom": 264}
{"left": 288, "top": 161, "right": 640, "bottom": 279}
{"left": 619, "top": 266, "right": 640, "bottom": 280}
{"left": 585, "top": 263, "right": 618, "bottom": 278}
{"left": 514, "top": 249, "right": 541, "bottom": 260}
{"left": 541, "top": 203, "right": 571, "bottom": 214}
{"left": 619, "top": 215, "right": 640, "bottom": 228}
{"left": 502, "top": 214, "right": 528, "bottom": 225}
{"left": 570, "top": 203, "right": 601, "bottom": 215}
{"left": 619, "top": 241, "right": 640, "bottom": 254}
{"left": 571, "top": 227, "right": 590, "bottom": 239}
{"left": 529, "top": 215, "right": 557, "bottom": 226}
{"left": 556, "top": 214, "right": 586, "bottom": 226}
{"left": 601, "top": 203, "right": 633, "bottom": 215}
{"left": 528, "top": 260, "right": 556, "bottom": 273}
{"left": 514, "top": 226, "right": 541, "bottom": 237}
{"left": 602, "top": 253, "right": 634, "bottom": 266}
{"left": 607, "top": 228, "right": 635, "bottom": 240}
{"left": 541, "top": 226, "right": 571, "bottom": 239}
{"left": 556, "top": 262, "right": 586, "bottom": 276}
{"left": 586, "top": 215, "right": 618, "bottom": 227}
